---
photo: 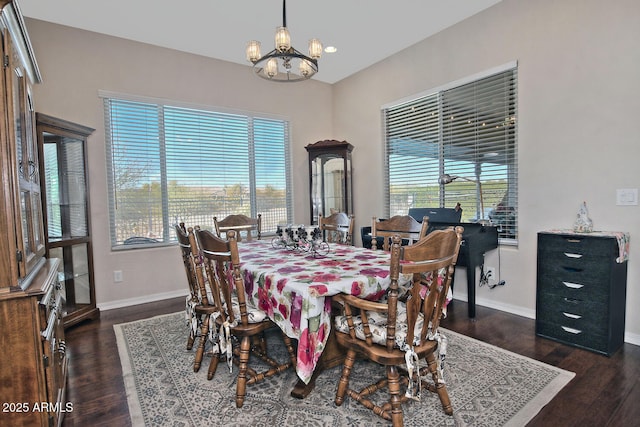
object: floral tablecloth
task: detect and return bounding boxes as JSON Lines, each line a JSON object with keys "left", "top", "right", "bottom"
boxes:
{"left": 237, "top": 240, "right": 401, "bottom": 384}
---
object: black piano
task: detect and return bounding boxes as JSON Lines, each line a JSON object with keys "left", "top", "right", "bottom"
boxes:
{"left": 361, "top": 208, "right": 498, "bottom": 318}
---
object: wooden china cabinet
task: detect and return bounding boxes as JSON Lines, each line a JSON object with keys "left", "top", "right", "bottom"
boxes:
{"left": 37, "top": 113, "right": 98, "bottom": 328}
{"left": 306, "top": 139, "right": 354, "bottom": 225}
{"left": 0, "top": 2, "right": 68, "bottom": 426}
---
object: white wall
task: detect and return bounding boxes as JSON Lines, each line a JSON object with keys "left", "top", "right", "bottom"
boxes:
{"left": 333, "top": 0, "right": 640, "bottom": 343}
{"left": 26, "top": 19, "right": 333, "bottom": 309}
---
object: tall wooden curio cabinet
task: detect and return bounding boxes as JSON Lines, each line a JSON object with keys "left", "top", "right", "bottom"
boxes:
{"left": 306, "top": 139, "right": 354, "bottom": 225}
{"left": 37, "top": 113, "right": 98, "bottom": 328}
{"left": 0, "top": 2, "right": 68, "bottom": 426}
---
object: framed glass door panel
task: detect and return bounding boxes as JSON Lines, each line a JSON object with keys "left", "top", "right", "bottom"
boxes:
{"left": 37, "top": 113, "right": 97, "bottom": 327}
{"left": 49, "top": 242, "right": 91, "bottom": 311}
{"left": 311, "top": 155, "right": 347, "bottom": 217}
{"left": 306, "top": 140, "right": 353, "bottom": 225}
{"left": 43, "top": 138, "right": 88, "bottom": 239}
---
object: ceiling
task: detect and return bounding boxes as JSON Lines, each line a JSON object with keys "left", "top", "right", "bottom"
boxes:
{"left": 19, "top": 0, "right": 502, "bottom": 84}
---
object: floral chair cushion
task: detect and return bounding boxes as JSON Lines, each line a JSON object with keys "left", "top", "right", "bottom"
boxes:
{"left": 334, "top": 268, "right": 451, "bottom": 350}
{"left": 229, "top": 293, "right": 268, "bottom": 323}
{"left": 334, "top": 301, "right": 431, "bottom": 350}
{"left": 208, "top": 293, "right": 269, "bottom": 373}
{"left": 184, "top": 273, "right": 214, "bottom": 333}
{"left": 185, "top": 279, "right": 267, "bottom": 340}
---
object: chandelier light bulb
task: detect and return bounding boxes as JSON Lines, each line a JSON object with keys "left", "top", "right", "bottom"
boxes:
{"left": 308, "top": 39, "right": 323, "bottom": 59}
{"left": 275, "top": 26, "right": 291, "bottom": 52}
{"left": 265, "top": 57, "right": 278, "bottom": 78}
{"left": 246, "top": 40, "right": 261, "bottom": 62}
{"left": 299, "top": 59, "right": 312, "bottom": 77}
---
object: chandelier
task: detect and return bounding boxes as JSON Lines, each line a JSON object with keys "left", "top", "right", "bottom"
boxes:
{"left": 245, "top": 0, "right": 322, "bottom": 82}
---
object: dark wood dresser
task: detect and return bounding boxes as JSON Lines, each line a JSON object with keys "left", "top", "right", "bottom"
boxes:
{"left": 536, "top": 230, "right": 629, "bottom": 356}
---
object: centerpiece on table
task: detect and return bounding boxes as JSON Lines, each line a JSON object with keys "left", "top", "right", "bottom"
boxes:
{"left": 272, "top": 224, "right": 330, "bottom": 257}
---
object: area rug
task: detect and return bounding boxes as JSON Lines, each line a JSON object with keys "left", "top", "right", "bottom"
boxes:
{"left": 114, "top": 312, "right": 574, "bottom": 426}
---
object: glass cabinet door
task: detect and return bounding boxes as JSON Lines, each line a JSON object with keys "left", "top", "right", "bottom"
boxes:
{"left": 37, "top": 113, "right": 98, "bottom": 327}
{"left": 48, "top": 244, "right": 91, "bottom": 309}
{"left": 306, "top": 140, "right": 353, "bottom": 224}
{"left": 11, "top": 48, "right": 46, "bottom": 280}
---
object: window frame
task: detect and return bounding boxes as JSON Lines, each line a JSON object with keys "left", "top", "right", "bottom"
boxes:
{"left": 382, "top": 62, "right": 518, "bottom": 244}
{"left": 100, "top": 91, "right": 293, "bottom": 249}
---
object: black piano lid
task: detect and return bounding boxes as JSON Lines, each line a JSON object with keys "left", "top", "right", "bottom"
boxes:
{"left": 407, "top": 207, "right": 462, "bottom": 224}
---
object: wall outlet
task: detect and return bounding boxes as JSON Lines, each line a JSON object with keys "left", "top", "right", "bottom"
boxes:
{"left": 113, "top": 270, "right": 123, "bottom": 283}
{"left": 485, "top": 266, "right": 496, "bottom": 282}
{"left": 481, "top": 266, "right": 506, "bottom": 288}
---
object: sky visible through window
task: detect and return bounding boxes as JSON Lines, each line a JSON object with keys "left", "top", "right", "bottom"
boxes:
{"left": 111, "top": 103, "right": 286, "bottom": 189}
{"left": 106, "top": 98, "right": 290, "bottom": 245}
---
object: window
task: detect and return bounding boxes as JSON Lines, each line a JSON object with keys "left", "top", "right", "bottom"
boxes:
{"left": 383, "top": 64, "right": 518, "bottom": 242}
{"left": 102, "top": 93, "right": 292, "bottom": 248}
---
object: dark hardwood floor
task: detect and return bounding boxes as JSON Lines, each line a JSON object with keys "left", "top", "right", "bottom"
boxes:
{"left": 61, "top": 297, "right": 640, "bottom": 426}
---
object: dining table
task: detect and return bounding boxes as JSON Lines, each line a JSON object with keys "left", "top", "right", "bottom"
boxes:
{"left": 237, "top": 238, "right": 408, "bottom": 397}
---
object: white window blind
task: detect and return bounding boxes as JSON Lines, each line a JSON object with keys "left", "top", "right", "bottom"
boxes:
{"left": 383, "top": 66, "right": 518, "bottom": 241}
{"left": 103, "top": 96, "right": 292, "bottom": 248}
{"left": 42, "top": 143, "right": 62, "bottom": 239}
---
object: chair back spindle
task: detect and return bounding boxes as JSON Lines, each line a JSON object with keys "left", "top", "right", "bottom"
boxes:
{"left": 214, "top": 213, "right": 262, "bottom": 242}
{"left": 175, "top": 223, "right": 200, "bottom": 303}
{"left": 318, "top": 212, "right": 355, "bottom": 245}
{"left": 371, "top": 215, "right": 429, "bottom": 250}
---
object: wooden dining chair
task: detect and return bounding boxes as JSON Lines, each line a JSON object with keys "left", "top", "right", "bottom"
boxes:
{"left": 318, "top": 212, "right": 355, "bottom": 245}
{"left": 371, "top": 215, "right": 429, "bottom": 250}
{"left": 175, "top": 223, "right": 229, "bottom": 376}
{"left": 175, "top": 223, "right": 203, "bottom": 352}
{"left": 213, "top": 213, "right": 262, "bottom": 242}
{"left": 333, "top": 227, "right": 463, "bottom": 426}
{"left": 193, "top": 228, "right": 297, "bottom": 408}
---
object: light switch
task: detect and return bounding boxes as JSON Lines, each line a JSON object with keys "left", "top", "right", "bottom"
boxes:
{"left": 616, "top": 188, "right": 638, "bottom": 206}
{"left": 114, "top": 270, "right": 123, "bottom": 282}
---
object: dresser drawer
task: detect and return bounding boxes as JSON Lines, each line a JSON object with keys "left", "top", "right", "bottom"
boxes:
{"left": 536, "top": 292, "right": 608, "bottom": 333}
{"left": 536, "top": 320, "right": 609, "bottom": 354}
{"left": 538, "top": 233, "right": 616, "bottom": 258}
{"left": 538, "top": 250, "right": 611, "bottom": 273}
{"left": 537, "top": 271, "right": 610, "bottom": 299}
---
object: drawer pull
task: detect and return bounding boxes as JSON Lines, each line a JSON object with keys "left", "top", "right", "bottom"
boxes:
{"left": 566, "top": 239, "right": 582, "bottom": 243}
{"left": 563, "top": 297, "right": 580, "bottom": 304}
{"left": 40, "top": 284, "right": 55, "bottom": 309}
{"left": 563, "top": 252, "right": 583, "bottom": 259}
{"left": 561, "top": 326, "right": 582, "bottom": 334}
{"left": 562, "top": 312, "right": 582, "bottom": 319}
{"left": 562, "top": 281, "right": 584, "bottom": 289}
{"left": 42, "top": 309, "right": 58, "bottom": 341}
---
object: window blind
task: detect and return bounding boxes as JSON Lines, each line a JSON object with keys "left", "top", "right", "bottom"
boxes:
{"left": 383, "top": 66, "right": 518, "bottom": 242}
{"left": 42, "top": 143, "right": 62, "bottom": 239}
{"left": 103, "top": 96, "right": 292, "bottom": 248}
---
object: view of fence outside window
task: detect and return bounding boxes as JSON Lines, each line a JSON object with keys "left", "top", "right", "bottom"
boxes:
{"left": 103, "top": 95, "right": 292, "bottom": 247}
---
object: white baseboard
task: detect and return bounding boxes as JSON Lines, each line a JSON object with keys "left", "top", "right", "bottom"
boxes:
{"left": 98, "top": 289, "right": 188, "bottom": 311}
{"left": 474, "top": 295, "right": 536, "bottom": 319}
{"left": 624, "top": 331, "right": 640, "bottom": 346}
{"left": 452, "top": 293, "right": 535, "bottom": 319}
